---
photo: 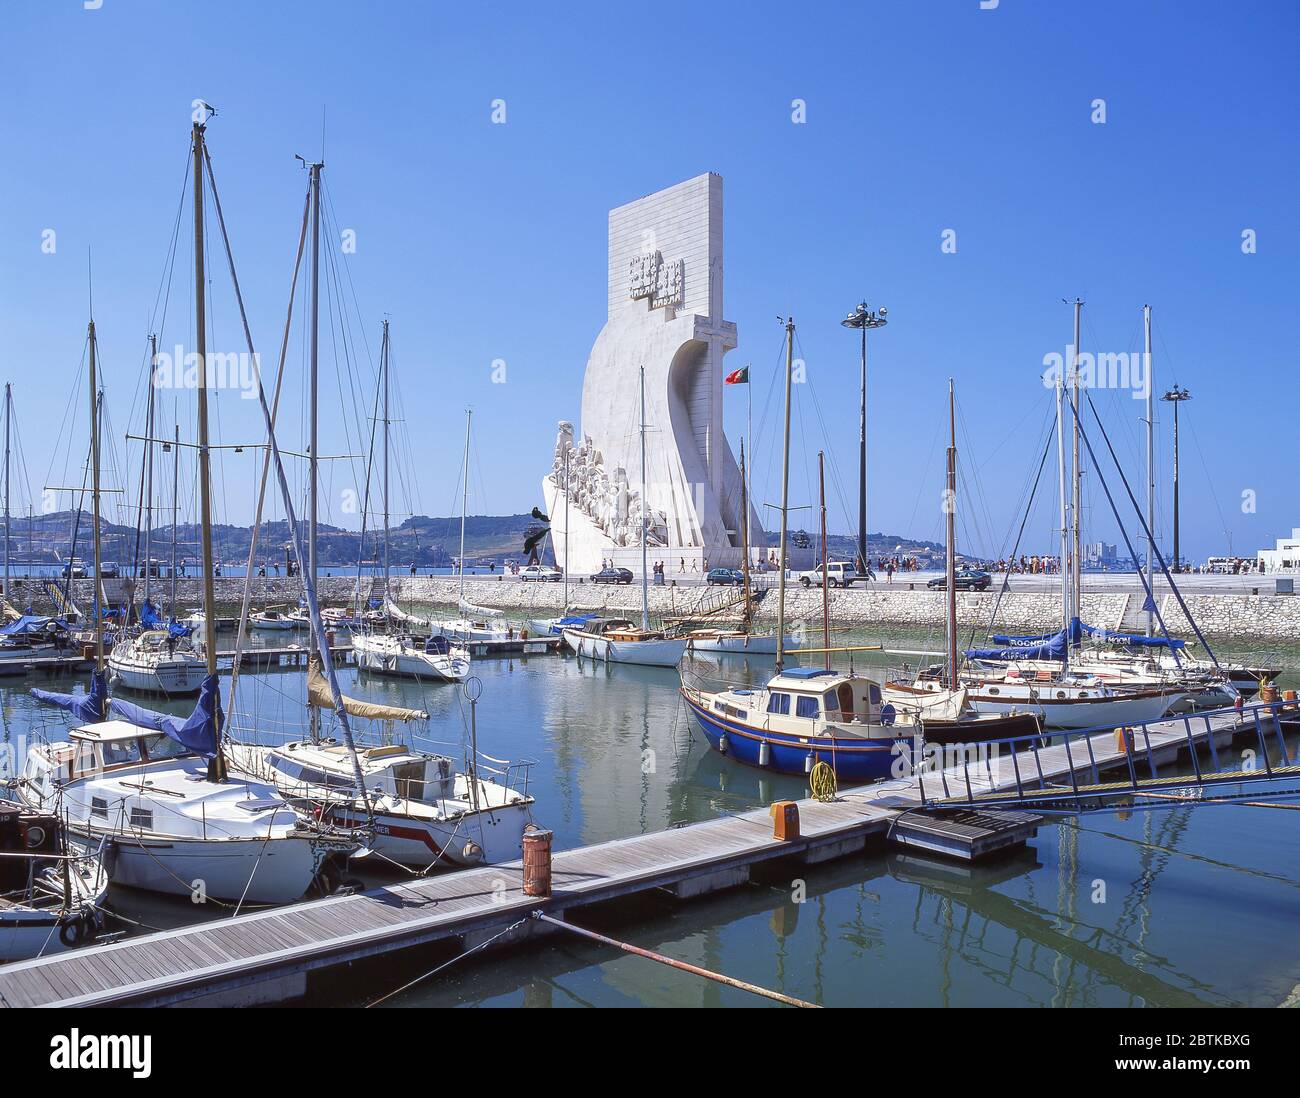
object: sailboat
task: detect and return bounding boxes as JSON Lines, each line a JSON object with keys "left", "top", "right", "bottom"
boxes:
{"left": 429, "top": 409, "right": 517, "bottom": 644}
{"left": 352, "top": 321, "right": 469, "bottom": 682}
{"left": 925, "top": 308, "right": 1190, "bottom": 729}
{"left": 230, "top": 658, "right": 534, "bottom": 867}
{"left": 883, "top": 381, "right": 1043, "bottom": 743}
{"left": 23, "top": 117, "right": 358, "bottom": 904}
{"left": 562, "top": 368, "right": 689, "bottom": 668}
{"left": 0, "top": 802, "right": 108, "bottom": 962}
{"left": 682, "top": 319, "right": 919, "bottom": 782}
{"left": 109, "top": 336, "right": 207, "bottom": 696}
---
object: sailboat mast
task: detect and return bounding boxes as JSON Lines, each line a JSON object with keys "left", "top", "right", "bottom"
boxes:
{"left": 307, "top": 161, "right": 322, "bottom": 599}
{"left": 170, "top": 423, "right": 179, "bottom": 613}
{"left": 639, "top": 365, "right": 649, "bottom": 632}
{"left": 1144, "top": 304, "right": 1154, "bottom": 636}
{"left": 192, "top": 121, "right": 217, "bottom": 680}
{"left": 818, "top": 450, "right": 829, "bottom": 671}
{"left": 562, "top": 445, "right": 570, "bottom": 610}
{"left": 143, "top": 334, "right": 157, "bottom": 605}
{"left": 775, "top": 318, "right": 794, "bottom": 672}
{"left": 3, "top": 383, "right": 10, "bottom": 598}
{"left": 739, "top": 437, "right": 751, "bottom": 632}
{"left": 87, "top": 323, "right": 103, "bottom": 669}
{"left": 1070, "top": 297, "right": 1083, "bottom": 629}
{"left": 381, "top": 319, "right": 390, "bottom": 607}
{"left": 945, "top": 380, "right": 959, "bottom": 690}
{"left": 1055, "top": 372, "right": 1070, "bottom": 672}
{"left": 459, "top": 409, "right": 470, "bottom": 606}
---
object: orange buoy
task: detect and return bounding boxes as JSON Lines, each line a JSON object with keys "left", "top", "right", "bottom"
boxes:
{"left": 522, "top": 827, "right": 554, "bottom": 897}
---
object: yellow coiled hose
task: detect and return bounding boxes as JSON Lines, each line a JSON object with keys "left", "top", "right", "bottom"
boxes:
{"left": 809, "top": 761, "right": 837, "bottom": 802}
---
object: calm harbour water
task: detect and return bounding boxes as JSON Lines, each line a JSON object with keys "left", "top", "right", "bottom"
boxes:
{"left": 2, "top": 623, "right": 1297, "bottom": 1008}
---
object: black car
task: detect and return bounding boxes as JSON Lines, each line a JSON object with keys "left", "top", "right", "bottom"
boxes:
{"left": 705, "top": 567, "right": 744, "bottom": 586}
{"left": 591, "top": 567, "right": 633, "bottom": 585}
{"left": 927, "top": 568, "right": 992, "bottom": 592}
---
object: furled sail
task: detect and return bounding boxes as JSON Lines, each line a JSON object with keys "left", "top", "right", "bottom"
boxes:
{"left": 306, "top": 655, "right": 427, "bottom": 722}
{"left": 109, "top": 674, "right": 220, "bottom": 759}
{"left": 459, "top": 598, "right": 504, "bottom": 620}
{"left": 384, "top": 595, "right": 428, "bottom": 627}
{"left": 31, "top": 668, "right": 108, "bottom": 723}
{"left": 1081, "top": 622, "right": 1186, "bottom": 649}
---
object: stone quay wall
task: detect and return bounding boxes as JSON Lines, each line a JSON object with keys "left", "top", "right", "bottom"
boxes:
{"left": 11, "top": 576, "right": 1298, "bottom": 642}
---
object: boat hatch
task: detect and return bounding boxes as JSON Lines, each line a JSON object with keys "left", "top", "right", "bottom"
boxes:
{"left": 364, "top": 745, "right": 408, "bottom": 760}
{"left": 235, "top": 798, "right": 285, "bottom": 813}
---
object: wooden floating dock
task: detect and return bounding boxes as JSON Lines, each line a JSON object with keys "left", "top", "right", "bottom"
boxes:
{"left": 0, "top": 635, "right": 561, "bottom": 679}
{"left": 0, "top": 706, "right": 1252, "bottom": 1008}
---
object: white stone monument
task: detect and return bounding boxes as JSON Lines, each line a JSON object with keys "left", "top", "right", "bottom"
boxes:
{"left": 543, "top": 173, "right": 762, "bottom": 578}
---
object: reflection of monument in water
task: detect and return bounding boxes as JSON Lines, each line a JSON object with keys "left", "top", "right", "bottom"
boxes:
{"left": 543, "top": 173, "right": 763, "bottom": 577}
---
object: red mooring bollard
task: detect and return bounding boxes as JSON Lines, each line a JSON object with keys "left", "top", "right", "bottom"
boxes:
{"left": 522, "top": 828, "right": 553, "bottom": 897}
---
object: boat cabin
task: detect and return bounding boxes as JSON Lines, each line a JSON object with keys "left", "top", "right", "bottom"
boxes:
{"left": 22, "top": 720, "right": 201, "bottom": 812}
{"left": 761, "top": 668, "right": 891, "bottom": 726}
{"left": 268, "top": 740, "right": 455, "bottom": 804}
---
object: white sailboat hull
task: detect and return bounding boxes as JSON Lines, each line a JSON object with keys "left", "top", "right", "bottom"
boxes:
{"left": 564, "top": 629, "right": 688, "bottom": 668}
{"left": 353, "top": 634, "right": 469, "bottom": 682}
{"left": 966, "top": 689, "right": 1181, "bottom": 730}
{"left": 108, "top": 656, "right": 208, "bottom": 695}
{"left": 326, "top": 801, "right": 533, "bottom": 868}
{"left": 70, "top": 824, "right": 333, "bottom": 904}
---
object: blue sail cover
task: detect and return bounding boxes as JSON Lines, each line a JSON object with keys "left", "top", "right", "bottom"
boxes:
{"left": 1081, "top": 622, "right": 1185, "bottom": 649}
{"left": 140, "top": 599, "right": 192, "bottom": 638}
{"left": 109, "top": 673, "right": 221, "bottom": 759}
{"left": 31, "top": 669, "right": 108, "bottom": 723}
{"left": 990, "top": 619, "right": 1084, "bottom": 648}
{"left": 967, "top": 633, "right": 1068, "bottom": 662}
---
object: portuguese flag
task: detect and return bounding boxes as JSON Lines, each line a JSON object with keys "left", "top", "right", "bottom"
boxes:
{"left": 724, "top": 366, "right": 749, "bottom": 385}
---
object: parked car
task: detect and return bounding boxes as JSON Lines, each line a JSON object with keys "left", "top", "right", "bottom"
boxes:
{"left": 705, "top": 567, "right": 744, "bottom": 586}
{"left": 60, "top": 560, "right": 86, "bottom": 579}
{"left": 927, "top": 568, "right": 993, "bottom": 592}
{"left": 795, "top": 561, "right": 865, "bottom": 588}
{"left": 590, "top": 567, "right": 633, "bottom": 585}
{"left": 520, "top": 565, "right": 563, "bottom": 582}
{"left": 97, "top": 562, "right": 120, "bottom": 579}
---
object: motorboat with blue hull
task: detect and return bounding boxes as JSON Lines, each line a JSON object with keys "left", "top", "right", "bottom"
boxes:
{"left": 682, "top": 667, "right": 921, "bottom": 784}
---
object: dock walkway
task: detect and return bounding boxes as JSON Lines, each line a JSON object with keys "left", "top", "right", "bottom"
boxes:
{"left": 0, "top": 705, "right": 1256, "bottom": 1007}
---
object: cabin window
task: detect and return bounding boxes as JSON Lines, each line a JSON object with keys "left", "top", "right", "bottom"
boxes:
{"left": 102, "top": 739, "right": 144, "bottom": 768}
{"left": 90, "top": 796, "right": 108, "bottom": 819}
{"left": 868, "top": 685, "right": 882, "bottom": 705}
{"left": 795, "top": 696, "right": 820, "bottom": 720}
{"left": 822, "top": 692, "right": 839, "bottom": 714}
{"left": 129, "top": 807, "right": 153, "bottom": 830}
{"left": 767, "top": 693, "right": 791, "bottom": 715}
{"left": 142, "top": 734, "right": 191, "bottom": 762}
{"left": 988, "top": 687, "right": 1000, "bottom": 696}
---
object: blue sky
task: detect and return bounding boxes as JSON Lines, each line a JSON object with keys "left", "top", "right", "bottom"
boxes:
{"left": 1, "top": 0, "right": 1296, "bottom": 561}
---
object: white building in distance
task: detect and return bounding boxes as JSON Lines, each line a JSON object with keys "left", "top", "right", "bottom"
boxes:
{"left": 543, "top": 174, "right": 762, "bottom": 578}
{"left": 1257, "top": 528, "right": 1300, "bottom": 573}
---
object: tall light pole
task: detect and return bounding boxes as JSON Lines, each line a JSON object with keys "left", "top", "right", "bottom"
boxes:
{"left": 841, "top": 301, "right": 887, "bottom": 575}
{"left": 1161, "top": 385, "right": 1192, "bottom": 570}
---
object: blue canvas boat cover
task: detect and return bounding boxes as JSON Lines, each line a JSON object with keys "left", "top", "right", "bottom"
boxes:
{"left": 1081, "top": 622, "right": 1185, "bottom": 649}
{"left": 968, "top": 623, "right": 1074, "bottom": 662}
{"left": 1, "top": 614, "right": 60, "bottom": 637}
{"left": 140, "top": 599, "right": 192, "bottom": 638}
{"left": 990, "top": 619, "right": 1083, "bottom": 648}
{"left": 31, "top": 669, "right": 108, "bottom": 723}
{"left": 109, "top": 673, "right": 221, "bottom": 759}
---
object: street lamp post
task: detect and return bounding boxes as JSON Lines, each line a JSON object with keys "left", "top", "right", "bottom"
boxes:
{"left": 1161, "top": 385, "right": 1192, "bottom": 570}
{"left": 841, "top": 301, "right": 888, "bottom": 576}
